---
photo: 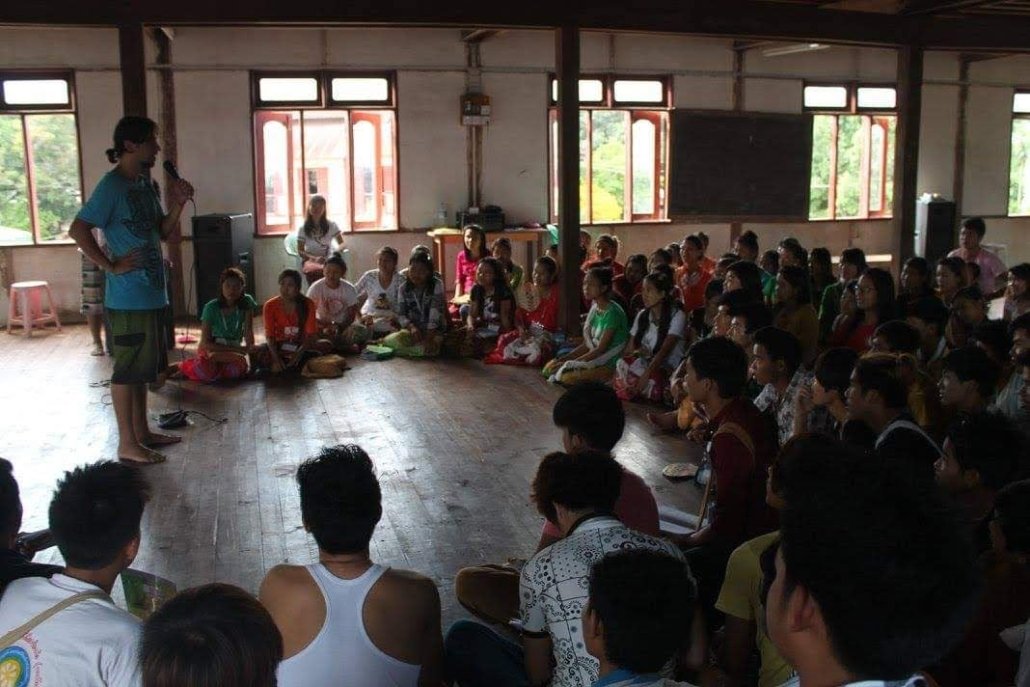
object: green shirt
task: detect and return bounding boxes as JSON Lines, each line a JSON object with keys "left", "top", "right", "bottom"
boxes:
{"left": 587, "top": 301, "right": 630, "bottom": 368}
{"left": 200, "top": 294, "right": 257, "bottom": 345}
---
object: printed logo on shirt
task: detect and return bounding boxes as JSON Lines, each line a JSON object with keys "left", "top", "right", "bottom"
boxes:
{"left": 0, "top": 645, "right": 31, "bottom": 687}
{"left": 284, "top": 326, "right": 299, "bottom": 338}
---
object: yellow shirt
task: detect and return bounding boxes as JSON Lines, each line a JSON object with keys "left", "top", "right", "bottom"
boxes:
{"left": 714, "top": 531, "right": 796, "bottom": 687}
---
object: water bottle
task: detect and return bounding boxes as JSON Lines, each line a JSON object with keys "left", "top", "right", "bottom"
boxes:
{"left": 695, "top": 447, "right": 712, "bottom": 487}
{"left": 433, "top": 203, "right": 449, "bottom": 228}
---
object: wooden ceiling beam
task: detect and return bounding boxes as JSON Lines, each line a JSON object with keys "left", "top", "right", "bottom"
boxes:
{"left": 3, "top": 0, "right": 1030, "bottom": 53}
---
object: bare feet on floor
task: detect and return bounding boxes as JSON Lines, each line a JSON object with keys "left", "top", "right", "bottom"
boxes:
{"left": 646, "top": 411, "right": 679, "bottom": 432}
{"left": 91, "top": 343, "right": 104, "bottom": 356}
{"left": 141, "top": 432, "right": 182, "bottom": 448}
{"left": 118, "top": 444, "right": 167, "bottom": 465}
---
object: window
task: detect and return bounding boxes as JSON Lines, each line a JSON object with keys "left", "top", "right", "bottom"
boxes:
{"left": 1009, "top": 90, "right": 1030, "bottom": 216}
{"left": 548, "top": 75, "right": 670, "bottom": 224}
{"left": 0, "top": 72, "right": 82, "bottom": 245}
{"left": 806, "top": 83, "right": 896, "bottom": 221}
{"left": 252, "top": 72, "right": 397, "bottom": 233}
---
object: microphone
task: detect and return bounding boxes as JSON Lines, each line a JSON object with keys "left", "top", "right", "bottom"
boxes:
{"left": 163, "top": 159, "right": 182, "bottom": 181}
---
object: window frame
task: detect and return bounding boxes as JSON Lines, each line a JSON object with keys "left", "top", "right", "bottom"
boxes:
{"left": 251, "top": 70, "right": 398, "bottom": 235}
{"left": 547, "top": 74, "right": 671, "bottom": 226}
{"left": 1008, "top": 89, "right": 1030, "bottom": 217}
{"left": 805, "top": 81, "right": 897, "bottom": 222}
{"left": 0, "top": 70, "right": 83, "bottom": 246}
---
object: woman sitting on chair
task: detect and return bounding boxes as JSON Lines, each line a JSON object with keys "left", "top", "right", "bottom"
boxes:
{"left": 297, "top": 195, "right": 344, "bottom": 286}
{"left": 178, "top": 267, "right": 258, "bottom": 382}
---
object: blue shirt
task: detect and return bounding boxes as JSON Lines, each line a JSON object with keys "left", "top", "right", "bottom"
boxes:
{"left": 77, "top": 170, "right": 167, "bottom": 310}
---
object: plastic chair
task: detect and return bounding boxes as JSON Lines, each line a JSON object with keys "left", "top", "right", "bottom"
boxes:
{"left": 7, "top": 280, "right": 62, "bottom": 336}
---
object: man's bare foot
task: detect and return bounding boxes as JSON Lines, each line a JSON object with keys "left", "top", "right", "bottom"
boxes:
{"left": 647, "top": 411, "right": 679, "bottom": 432}
{"left": 90, "top": 343, "right": 104, "bottom": 356}
{"left": 118, "top": 444, "right": 167, "bottom": 465}
{"left": 141, "top": 432, "right": 182, "bottom": 448}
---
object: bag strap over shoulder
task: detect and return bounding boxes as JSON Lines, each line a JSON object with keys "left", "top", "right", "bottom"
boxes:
{"left": 712, "top": 421, "right": 756, "bottom": 460}
{"left": 0, "top": 590, "right": 108, "bottom": 648}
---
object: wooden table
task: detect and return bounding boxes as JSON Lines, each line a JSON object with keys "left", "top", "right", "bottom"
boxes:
{"left": 428, "top": 227, "right": 551, "bottom": 289}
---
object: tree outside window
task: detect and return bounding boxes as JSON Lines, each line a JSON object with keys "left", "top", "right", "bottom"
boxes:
{"left": 0, "top": 73, "right": 81, "bottom": 245}
{"left": 1009, "top": 91, "right": 1030, "bottom": 216}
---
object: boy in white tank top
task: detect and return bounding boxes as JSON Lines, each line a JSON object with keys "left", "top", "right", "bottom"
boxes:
{"left": 259, "top": 445, "right": 444, "bottom": 687}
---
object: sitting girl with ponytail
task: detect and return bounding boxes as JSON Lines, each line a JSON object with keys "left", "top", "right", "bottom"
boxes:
{"left": 613, "top": 268, "right": 689, "bottom": 402}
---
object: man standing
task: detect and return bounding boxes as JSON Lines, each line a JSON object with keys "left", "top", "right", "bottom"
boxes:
{"left": 69, "top": 116, "right": 193, "bottom": 465}
{"left": 949, "top": 217, "right": 1007, "bottom": 297}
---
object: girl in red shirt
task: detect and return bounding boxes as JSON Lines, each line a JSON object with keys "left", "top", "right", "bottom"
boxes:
{"left": 257, "top": 269, "right": 321, "bottom": 374}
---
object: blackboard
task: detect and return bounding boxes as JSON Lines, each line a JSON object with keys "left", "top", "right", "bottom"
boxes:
{"left": 668, "top": 110, "right": 813, "bottom": 220}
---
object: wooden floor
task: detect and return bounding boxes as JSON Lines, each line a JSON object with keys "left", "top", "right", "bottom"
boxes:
{"left": 0, "top": 323, "right": 702, "bottom": 625}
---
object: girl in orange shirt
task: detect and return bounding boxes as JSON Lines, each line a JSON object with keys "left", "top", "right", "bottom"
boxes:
{"left": 257, "top": 269, "right": 321, "bottom": 374}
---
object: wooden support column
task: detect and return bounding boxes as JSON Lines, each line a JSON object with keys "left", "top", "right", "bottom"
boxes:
{"left": 730, "top": 42, "right": 746, "bottom": 246}
{"left": 154, "top": 28, "right": 186, "bottom": 317}
{"left": 893, "top": 45, "right": 923, "bottom": 266}
{"left": 118, "top": 24, "right": 148, "bottom": 117}
{"left": 556, "top": 25, "right": 581, "bottom": 335}
{"left": 953, "top": 55, "right": 971, "bottom": 220}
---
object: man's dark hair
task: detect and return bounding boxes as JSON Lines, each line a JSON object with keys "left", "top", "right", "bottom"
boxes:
{"left": 296, "top": 445, "right": 382, "bottom": 554}
{"left": 588, "top": 551, "right": 696, "bottom": 674}
{"left": 969, "top": 320, "right": 1013, "bottom": 363}
{"left": 1010, "top": 312, "right": 1030, "bottom": 337}
{"left": 704, "top": 278, "right": 725, "bottom": 301}
{"left": 814, "top": 347, "right": 859, "bottom": 398}
{"left": 778, "top": 447, "right": 979, "bottom": 678}
{"left": 531, "top": 451, "right": 623, "bottom": 525}
{"left": 717, "top": 288, "right": 753, "bottom": 311}
{"left": 753, "top": 327, "right": 803, "bottom": 377}
{"left": 942, "top": 346, "right": 999, "bottom": 399}
{"left": 728, "top": 301, "right": 773, "bottom": 334}
{"left": 141, "top": 583, "right": 283, "bottom": 687}
{"left": 762, "top": 250, "right": 780, "bottom": 275}
{"left": 48, "top": 461, "right": 150, "bottom": 570}
{"left": 853, "top": 354, "right": 908, "bottom": 410}
{"left": 994, "top": 479, "right": 1030, "bottom": 554}
{"left": 907, "top": 296, "right": 950, "bottom": 333}
{"left": 552, "top": 382, "right": 625, "bottom": 452}
{"left": 946, "top": 412, "right": 1029, "bottom": 491}
{"left": 106, "top": 115, "right": 157, "bottom": 164}
{"left": 873, "top": 320, "right": 921, "bottom": 356}
{"left": 686, "top": 336, "right": 749, "bottom": 399}
{"left": 840, "top": 247, "right": 868, "bottom": 274}
{"left": 626, "top": 253, "right": 648, "bottom": 271}
{"left": 952, "top": 285, "right": 984, "bottom": 306}
{"left": 737, "top": 230, "right": 759, "bottom": 252}
{"left": 962, "top": 216, "right": 987, "bottom": 238}
{"left": 0, "top": 459, "right": 20, "bottom": 541}
{"left": 726, "top": 260, "right": 765, "bottom": 303}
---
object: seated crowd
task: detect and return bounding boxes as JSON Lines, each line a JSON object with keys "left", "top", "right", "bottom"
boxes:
{"left": 3, "top": 218, "right": 1030, "bottom": 686}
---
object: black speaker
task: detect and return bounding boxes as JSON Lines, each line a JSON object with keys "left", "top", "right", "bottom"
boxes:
{"left": 915, "top": 197, "right": 957, "bottom": 267}
{"left": 192, "top": 213, "right": 255, "bottom": 314}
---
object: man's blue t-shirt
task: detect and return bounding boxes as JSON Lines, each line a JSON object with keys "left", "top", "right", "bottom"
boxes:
{"left": 76, "top": 170, "right": 167, "bottom": 310}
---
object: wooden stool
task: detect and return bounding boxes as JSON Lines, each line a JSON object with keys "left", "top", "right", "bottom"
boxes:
{"left": 7, "top": 281, "right": 62, "bottom": 336}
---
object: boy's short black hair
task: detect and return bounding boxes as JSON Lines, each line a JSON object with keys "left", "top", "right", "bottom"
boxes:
{"left": 962, "top": 216, "right": 986, "bottom": 237}
{"left": 552, "top": 382, "right": 625, "bottom": 452}
{"left": 737, "top": 230, "right": 759, "bottom": 252}
{"left": 778, "top": 447, "right": 979, "bottom": 678}
{"left": 704, "top": 278, "right": 725, "bottom": 301}
{"left": 752, "top": 326, "right": 803, "bottom": 377}
{"left": 969, "top": 320, "right": 1013, "bottom": 363}
{"left": 686, "top": 336, "right": 749, "bottom": 399}
{"left": 942, "top": 346, "right": 999, "bottom": 399}
{"left": 945, "top": 412, "right": 1028, "bottom": 491}
{"left": 728, "top": 302, "right": 773, "bottom": 334}
{"left": 814, "top": 347, "right": 859, "bottom": 397}
{"left": 49, "top": 461, "right": 150, "bottom": 570}
{"left": 873, "top": 320, "right": 921, "bottom": 356}
{"left": 531, "top": 451, "right": 623, "bottom": 524}
{"left": 907, "top": 296, "right": 950, "bottom": 332}
{"left": 588, "top": 550, "right": 696, "bottom": 674}
{"left": 853, "top": 354, "right": 908, "bottom": 410}
{"left": 626, "top": 253, "right": 648, "bottom": 270}
{"left": 141, "top": 583, "right": 283, "bottom": 687}
{"left": 0, "top": 459, "right": 20, "bottom": 541}
{"left": 297, "top": 445, "right": 383, "bottom": 554}
{"left": 952, "top": 285, "right": 984, "bottom": 306}
{"left": 717, "top": 288, "right": 752, "bottom": 311}
{"left": 994, "top": 479, "right": 1030, "bottom": 554}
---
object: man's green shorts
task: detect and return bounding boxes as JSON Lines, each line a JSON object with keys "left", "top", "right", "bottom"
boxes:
{"left": 109, "top": 308, "right": 169, "bottom": 385}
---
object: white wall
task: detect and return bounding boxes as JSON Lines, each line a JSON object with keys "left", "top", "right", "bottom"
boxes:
{"left": 2, "top": 26, "right": 1030, "bottom": 321}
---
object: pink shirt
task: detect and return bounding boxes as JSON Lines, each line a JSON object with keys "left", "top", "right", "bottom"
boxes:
{"left": 455, "top": 251, "right": 480, "bottom": 294}
{"left": 949, "top": 247, "right": 1007, "bottom": 294}
{"left": 540, "top": 467, "right": 660, "bottom": 539}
